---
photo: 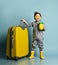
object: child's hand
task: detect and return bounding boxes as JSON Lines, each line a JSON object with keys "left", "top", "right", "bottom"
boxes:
{"left": 20, "top": 19, "right": 29, "bottom": 26}
{"left": 20, "top": 19, "right": 27, "bottom": 23}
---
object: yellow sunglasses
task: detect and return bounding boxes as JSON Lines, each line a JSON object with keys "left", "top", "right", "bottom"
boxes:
{"left": 35, "top": 15, "right": 41, "bottom": 19}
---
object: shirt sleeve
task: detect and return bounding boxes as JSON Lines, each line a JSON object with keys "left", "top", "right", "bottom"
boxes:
{"left": 28, "top": 22, "right": 34, "bottom": 27}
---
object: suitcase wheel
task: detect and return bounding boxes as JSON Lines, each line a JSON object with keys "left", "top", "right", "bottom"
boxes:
{"left": 6, "top": 56, "right": 9, "bottom": 59}
{"left": 14, "top": 57, "right": 18, "bottom": 61}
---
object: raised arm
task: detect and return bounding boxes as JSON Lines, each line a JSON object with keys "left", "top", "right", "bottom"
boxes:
{"left": 20, "top": 19, "right": 33, "bottom": 27}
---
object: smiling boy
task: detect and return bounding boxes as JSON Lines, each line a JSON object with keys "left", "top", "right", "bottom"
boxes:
{"left": 21, "top": 12, "right": 46, "bottom": 59}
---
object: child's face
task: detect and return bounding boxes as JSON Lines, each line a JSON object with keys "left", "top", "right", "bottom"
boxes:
{"left": 34, "top": 14, "right": 41, "bottom": 22}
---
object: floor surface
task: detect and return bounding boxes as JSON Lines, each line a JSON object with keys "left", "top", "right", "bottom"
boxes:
{"left": 0, "top": 54, "right": 58, "bottom": 65}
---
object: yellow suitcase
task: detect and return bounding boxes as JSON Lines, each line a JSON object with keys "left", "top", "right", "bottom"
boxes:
{"left": 6, "top": 26, "right": 29, "bottom": 60}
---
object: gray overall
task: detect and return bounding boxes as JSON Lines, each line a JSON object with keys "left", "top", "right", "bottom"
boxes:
{"left": 24, "top": 21, "right": 45, "bottom": 51}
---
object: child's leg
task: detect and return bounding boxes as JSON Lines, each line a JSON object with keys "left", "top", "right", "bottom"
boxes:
{"left": 37, "top": 39, "right": 45, "bottom": 59}
{"left": 29, "top": 40, "right": 37, "bottom": 59}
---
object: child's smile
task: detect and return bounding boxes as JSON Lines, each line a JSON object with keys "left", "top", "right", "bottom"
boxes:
{"left": 34, "top": 14, "right": 41, "bottom": 22}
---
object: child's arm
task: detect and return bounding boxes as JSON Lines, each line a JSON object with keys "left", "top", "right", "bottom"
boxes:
{"left": 20, "top": 19, "right": 33, "bottom": 27}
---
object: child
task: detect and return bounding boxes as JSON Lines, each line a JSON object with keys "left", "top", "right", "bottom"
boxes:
{"left": 21, "top": 12, "right": 45, "bottom": 59}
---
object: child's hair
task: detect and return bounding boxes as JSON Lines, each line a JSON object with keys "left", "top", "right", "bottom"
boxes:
{"left": 34, "top": 12, "right": 42, "bottom": 17}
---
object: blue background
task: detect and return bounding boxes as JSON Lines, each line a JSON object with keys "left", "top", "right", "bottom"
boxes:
{"left": 0, "top": 0, "right": 58, "bottom": 57}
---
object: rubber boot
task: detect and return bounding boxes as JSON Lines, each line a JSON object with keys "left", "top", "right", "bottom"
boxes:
{"left": 29, "top": 51, "right": 34, "bottom": 59}
{"left": 40, "top": 51, "right": 45, "bottom": 59}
